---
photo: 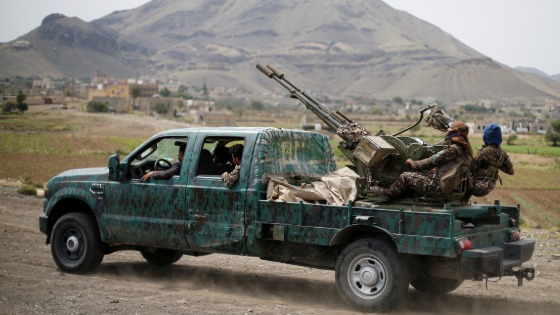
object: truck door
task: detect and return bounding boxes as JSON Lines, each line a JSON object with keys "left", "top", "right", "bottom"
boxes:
{"left": 186, "top": 133, "right": 251, "bottom": 252}
{"left": 104, "top": 136, "right": 192, "bottom": 249}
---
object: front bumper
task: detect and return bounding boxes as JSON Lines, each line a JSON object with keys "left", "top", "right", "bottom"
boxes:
{"left": 461, "top": 239, "right": 536, "bottom": 278}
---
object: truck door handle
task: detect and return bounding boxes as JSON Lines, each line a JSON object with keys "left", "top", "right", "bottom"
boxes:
{"left": 90, "top": 184, "right": 105, "bottom": 199}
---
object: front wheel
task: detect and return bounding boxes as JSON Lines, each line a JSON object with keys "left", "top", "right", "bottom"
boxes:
{"left": 140, "top": 248, "right": 183, "bottom": 265}
{"left": 50, "top": 212, "right": 104, "bottom": 274}
{"left": 335, "top": 238, "right": 410, "bottom": 312}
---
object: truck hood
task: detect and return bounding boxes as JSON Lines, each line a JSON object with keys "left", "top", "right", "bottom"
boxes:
{"left": 48, "top": 167, "right": 109, "bottom": 185}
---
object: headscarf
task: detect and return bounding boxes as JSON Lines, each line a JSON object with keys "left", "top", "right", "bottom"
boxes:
{"left": 446, "top": 120, "right": 473, "bottom": 157}
{"left": 483, "top": 123, "right": 502, "bottom": 147}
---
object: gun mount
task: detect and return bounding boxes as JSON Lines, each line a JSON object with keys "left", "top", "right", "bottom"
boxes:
{"left": 257, "top": 64, "right": 456, "bottom": 198}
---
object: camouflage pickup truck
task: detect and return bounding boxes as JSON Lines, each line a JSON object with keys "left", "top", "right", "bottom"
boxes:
{"left": 39, "top": 126, "right": 535, "bottom": 311}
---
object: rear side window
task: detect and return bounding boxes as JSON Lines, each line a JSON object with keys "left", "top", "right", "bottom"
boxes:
{"left": 196, "top": 136, "right": 244, "bottom": 176}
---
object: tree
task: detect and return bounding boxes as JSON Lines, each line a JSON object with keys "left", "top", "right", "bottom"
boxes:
{"left": 506, "top": 133, "right": 518, "bottom": 145}
{"left": 17, "top": 101, "right": 28, "bottom": 113}
{"left": 545, "top": 120, "right": 560, "bottom": 146}
{"left": 546, "top": 133, "right": 560, "bottom": 147}
{"left": 176, "top": 85, "right": 192, "bottom": 99}
{"left": 392, "top": 96, "right": 403, "bottom": 105}
{"left": 152, "top": 102, "right": 169, "bottom": 114}
{"left": 130, "top": 86, "right": 142, "bottom": 109}
{"left": 202, "top": 81, "right": 209, "bottom": 100}
{"left": 1, "top": 100, "right": 17, "bottom": 114}
{"left": 461, "top": 104, "right": 495, "bottom": 114}
{"left": 16, "top": 90, "right": 28, "bottom": 113}
{"left": 87, "top": 100, "right": 109, "bottom": 113}
{"left": 178, "top": 84, "right": 188, "bottom": 93}
{"left": 159, "top": 87, "right": 171, "bottom": 97}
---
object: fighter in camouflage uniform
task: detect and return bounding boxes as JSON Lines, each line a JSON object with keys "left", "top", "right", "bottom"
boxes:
{"left": 471, "top": 124, "right": 514, "bottom": 197}
{"left": 221, "top": 144, "right": 244, "bottom": 187}
{"left": 370, "top": 121, "right": 473, "bottom": 198}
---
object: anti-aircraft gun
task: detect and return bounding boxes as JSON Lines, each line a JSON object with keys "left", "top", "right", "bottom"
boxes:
{"left": 256, "top": 64, "right": 461, "bottom": 202}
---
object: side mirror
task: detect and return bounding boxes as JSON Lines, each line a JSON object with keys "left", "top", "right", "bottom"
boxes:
{"left": 108, "top": 155, "right": 120, "bottom": 181}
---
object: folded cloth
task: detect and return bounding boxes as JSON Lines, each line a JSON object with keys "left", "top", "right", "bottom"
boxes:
{"left": 266, "top": 167, "right": 359, "bottom": 206}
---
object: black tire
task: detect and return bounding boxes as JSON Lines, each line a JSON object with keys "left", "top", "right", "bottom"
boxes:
{"left": 411, "top": 272, "right": 463, "bottom": 294}
{"left": 50, "top": 212, "right": 104, "bottom": 274}
{"left": 335, "top": 238, "right": 410, "bottom": 312}
{"left": 140, "top": 248, "right": 183, "bottom": 266}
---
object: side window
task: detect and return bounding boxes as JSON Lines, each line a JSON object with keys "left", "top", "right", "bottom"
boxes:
{"left": 196, "top": 137, "right": 244, "bottom": 176}
{"left": 129, "top": 137, "right": 188, "bottom": 179}
{"left": 132, "top": 138, "right": 186, "bottom": 164}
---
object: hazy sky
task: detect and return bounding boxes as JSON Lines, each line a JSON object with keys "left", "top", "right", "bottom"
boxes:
{"left": 1, "top": 0, "right": 558, "bottom": 75}
{"left": 384, "top": 0, "right": 560, "bottom": 75}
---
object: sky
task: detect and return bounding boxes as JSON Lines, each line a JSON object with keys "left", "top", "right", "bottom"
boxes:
{"left": 383, "top": 0, "right": 560, "bottom": 76}
{"left": 0, "top": 0, "right": 558, "bottom": 75}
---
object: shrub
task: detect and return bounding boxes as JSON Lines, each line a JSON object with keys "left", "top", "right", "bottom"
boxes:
{"left": 545, "top": 133, "right": 560, "bottom": 146}
{"left": 17, "top": 184, "right": 37, "bottom": 196}
{"left": 87, "top": 100, "right": 109, "bottom": 113}
{"left": 507, "top": 133, "right": 518, "bottom": 145}
{"left": 1, "top": 100, "right": 17, "bottom": 114}
{"left": 152, "top": 102, "right": 169, "bottom": 114}
{"left": 545, "top": 120, "right": 560, "bottom": 146}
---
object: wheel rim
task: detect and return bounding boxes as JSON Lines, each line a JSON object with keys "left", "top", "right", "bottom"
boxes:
{"left": 347, "top": 254, "right": 387, "bottom": 299}
{"left": 60, "top": 227, "right": 84, "bottom": 261}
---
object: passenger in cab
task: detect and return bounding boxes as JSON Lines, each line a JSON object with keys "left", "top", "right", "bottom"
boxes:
{"left": 221, "top": 144, "right": 243, "bottom": 187}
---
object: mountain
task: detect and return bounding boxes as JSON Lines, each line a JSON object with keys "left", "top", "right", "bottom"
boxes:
{"left": 552, "top": 74, "right": 560, "bottom": 83}
{"left": 516, "top": 67, "right": 550, "bottom": 78}
{"left": 0, "top": 13, "right": 152, "bottom": 78}
{"left": 1, "top": 0, "right": 559, "bottom": 103}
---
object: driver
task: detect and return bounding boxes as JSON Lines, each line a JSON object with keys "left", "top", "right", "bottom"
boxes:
{"left": 142, "top": 143, "right": 186, "bottom": 181}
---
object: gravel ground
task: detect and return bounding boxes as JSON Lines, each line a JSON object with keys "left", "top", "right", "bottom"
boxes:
{"left": 1, "top": 183, "right": 559, "bottom": 315}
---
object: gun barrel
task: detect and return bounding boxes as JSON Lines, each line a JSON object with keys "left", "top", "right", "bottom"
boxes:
{"left": 256, "top": 64, "right": 350, "bottom": 132}
{"left": 265, "top": 65, "right": 284, "bottom": 79}
{"left": 256, "top": 64, "right": 274, "bottom": 78}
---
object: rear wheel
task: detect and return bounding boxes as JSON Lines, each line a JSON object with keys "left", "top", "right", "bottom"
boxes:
{"left": 411, "top": 272, "right": 463, "bottom": 294}
{"left": 335, "top": 238, "right": 409, "bottom": 311}
{"left": 51, "top": 212, "right": 104, "bottom": 274}
{"left": 140, "top": 248, "right": 183, "bottom": 265}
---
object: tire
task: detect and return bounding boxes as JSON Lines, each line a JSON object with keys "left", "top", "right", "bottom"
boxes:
{"left": 335, "top": 238, "right": 410, "bottom": 312}
{"left": 411, "top": 272, "right": 463, "bottom": 295}
{"left": 50, "top": 212, "right": 104, "bottom": 274}
{"left": 140, "top": 248, "right": 183, "bottom": 266}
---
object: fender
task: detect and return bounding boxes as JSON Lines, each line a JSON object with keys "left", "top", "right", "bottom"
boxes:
{"left": 43, "top": 183, "right": 106, "bottom": 242}
{"left": 331, "top": 224, "right": 395, "bottom": 247}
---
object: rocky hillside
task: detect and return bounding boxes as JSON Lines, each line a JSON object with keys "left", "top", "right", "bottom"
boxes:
{"left": 1, "top": 0, "right": 559, "bottom": 103}
{"left": 0, "top": 13, "right": 151, "bottom": 78}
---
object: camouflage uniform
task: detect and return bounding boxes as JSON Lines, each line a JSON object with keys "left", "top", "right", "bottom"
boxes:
{"left": 371, "top": 143, "right": 468, "bottom": 198}
{"left": 221, "top": 165, "right": 241, "bottom": 187}
{"left": 471, "top": 145, "right": 514, "bottom": 197}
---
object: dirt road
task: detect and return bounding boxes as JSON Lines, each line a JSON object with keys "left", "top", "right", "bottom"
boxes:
{"left": 1, "top": 183, "right": 559, "bottom": 315}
